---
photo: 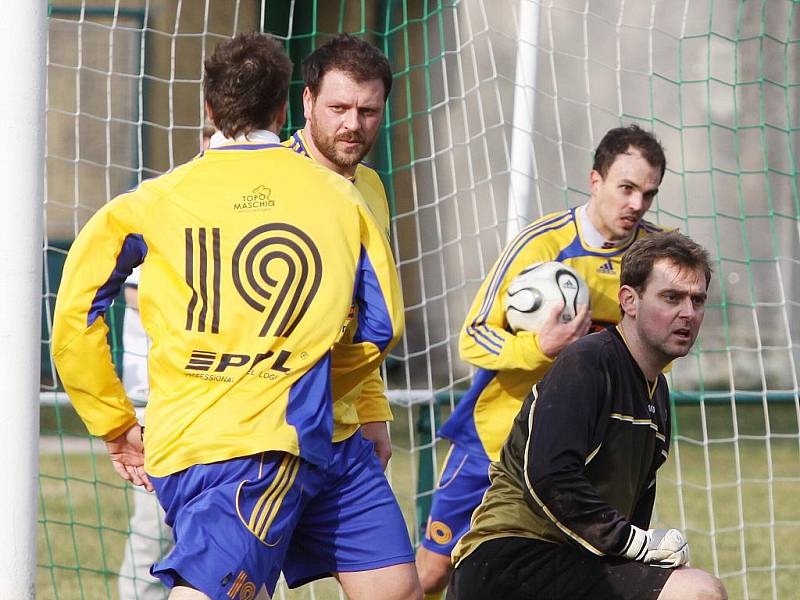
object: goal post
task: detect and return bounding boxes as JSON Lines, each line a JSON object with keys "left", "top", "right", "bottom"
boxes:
{"left": 506, "top": 0, "right": 542, "bottom": 241}
{"left": 39, "top": 2, "right": 800, "bottom": 599}
{"left": 0, "top": 3, "right": 46, "bottom": 599}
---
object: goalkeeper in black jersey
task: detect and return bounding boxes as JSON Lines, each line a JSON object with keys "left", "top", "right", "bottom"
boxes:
{"left": 448, "top": 232, "right": 727, "bottom": 600}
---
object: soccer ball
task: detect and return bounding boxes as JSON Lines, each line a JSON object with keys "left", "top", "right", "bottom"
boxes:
{"left": 504, "top": 261, "right": 589, "bottom": 333}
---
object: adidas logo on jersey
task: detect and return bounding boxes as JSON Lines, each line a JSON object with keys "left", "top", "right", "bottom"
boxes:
{"left": 598, "top": 260, "right": 615, "bottom": 275}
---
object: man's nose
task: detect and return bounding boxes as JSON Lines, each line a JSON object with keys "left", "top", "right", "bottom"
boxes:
{"left": 677, "top": 296, "right": 697, "bottom": 318}
{"left": 342, "top": 108, "right": 360, "bottom": 130}
{"left": 628, "top": 193, "right": 644, "bottom": 213}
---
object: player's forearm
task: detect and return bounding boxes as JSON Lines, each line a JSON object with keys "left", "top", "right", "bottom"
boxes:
{"left": 629, "top": 479, "right": 657, "bottom": 530}
{"left": 460, "top": 324, "right": 554, "bottom": 374}
{"left": 330, "top": 293, "right": 402, "bottom": 402}
{"left": 354, "top": 370, "right": 393, "bottom": 423}
{"left": 53, "top": 319, "right": 137, "bottom": 439}
{"left": 526, "top": 467, "right": 633, "bottom": 556}
{"left": 529, "top": 460, "right": 630, "bottom": 555}
{"left": 331, "top": 341, "right": 395, "bottom": 402}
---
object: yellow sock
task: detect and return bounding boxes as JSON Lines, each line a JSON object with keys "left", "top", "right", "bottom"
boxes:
{"left": 424, "top": 593, "right": 444, "bottom": 600}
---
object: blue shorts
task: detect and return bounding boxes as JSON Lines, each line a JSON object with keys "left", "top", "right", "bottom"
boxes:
{"left": 282, "top": 431, "right": 415, "bottom": 587}
{"left": 150, "top": 431, "right": 413, "bottom": 598}
{"left": 421, "top": 443, "right": 491, "bottom": 557}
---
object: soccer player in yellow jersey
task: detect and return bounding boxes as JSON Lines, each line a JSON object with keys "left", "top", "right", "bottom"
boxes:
{"left": 53, "top": 33, "right": 417, "bottom": 600}
{"left": 417, "top": 125, "right": 669, "bottom": 597}
{"left": 285, "top": 34, "right": 393, "bottom": 468}
{"left": 279, "top": 34, "right": 423, "bottom": 597}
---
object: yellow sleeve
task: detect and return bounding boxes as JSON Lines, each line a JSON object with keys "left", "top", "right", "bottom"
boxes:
{"left": 331, "top": 204, "right": 404, "bottom": 401}
{"left": 52, "top": 194, "right": 147, "bottom": 440}
{"left": 353, "top": 166, "right": 393, "bottom": 423}
{"left": 354, "top": 368, "right": 393, "bottom": 423}
{"left": 459, "top": 225, "right": 561, "bottom": 380}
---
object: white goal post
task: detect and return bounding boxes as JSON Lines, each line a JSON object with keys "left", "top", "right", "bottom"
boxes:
{"left": 0, "top": 3, "right": 46, "bottom": 598}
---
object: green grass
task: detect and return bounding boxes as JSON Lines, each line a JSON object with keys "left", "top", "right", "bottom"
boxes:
{"left": 38, "top": 404, "right": 800, "bottom": 599}
{"left": 39, "top": 448, "right": 133, "bottom": 599}
{"left": 655, "top": 404, "right": 800, "bottom": 600}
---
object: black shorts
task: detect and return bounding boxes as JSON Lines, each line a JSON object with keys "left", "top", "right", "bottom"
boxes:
{"left": 447, "top": 537, "right": 674, "bottom": 600}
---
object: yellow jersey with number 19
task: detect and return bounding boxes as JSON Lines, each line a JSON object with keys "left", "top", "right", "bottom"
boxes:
{"left": 52, "top": 140, "right": 404, "bottom": 477}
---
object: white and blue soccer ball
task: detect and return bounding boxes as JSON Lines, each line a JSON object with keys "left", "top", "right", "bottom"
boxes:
{"left": 503, "top": 261, "right": 590, "bottom": 333}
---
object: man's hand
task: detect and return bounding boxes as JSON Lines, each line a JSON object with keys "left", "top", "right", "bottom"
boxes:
{"left": 536, "top": 302, "right": 592, "bottom": 358}
{"left": 361, "top": 421, "right": 392, "bottom": 471}
{"left": 105, "top": 423, "right": 153, "bottom": 492}
{"left": 623, "top": 526, "right": 690, "bottom": 568}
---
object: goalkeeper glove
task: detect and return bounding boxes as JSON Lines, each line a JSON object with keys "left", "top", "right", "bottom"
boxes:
{"left": 621, "top": 526, "right": 690, "bottom": 568}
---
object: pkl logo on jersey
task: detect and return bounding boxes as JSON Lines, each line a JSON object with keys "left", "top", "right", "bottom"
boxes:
{"left": 185, "top": 349, "right": 293, "bottom": 382}
{"left": 234, "top": 185, "right": 275, "bottom": 211}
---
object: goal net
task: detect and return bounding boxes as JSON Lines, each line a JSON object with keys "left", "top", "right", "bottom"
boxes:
{"left": 40, "top": 1, "right": 799, "bottom": 599}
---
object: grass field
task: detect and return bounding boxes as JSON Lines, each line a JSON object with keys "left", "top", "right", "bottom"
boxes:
{"left": 38, "top": 403, "right": 800, "bottom": 599}
{"left": 655, "top": 403, "right": 800, "bottom": 600}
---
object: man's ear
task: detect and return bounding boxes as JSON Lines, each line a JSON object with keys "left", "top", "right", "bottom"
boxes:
{"left": 589, "top": 169, "right": 602, "bottom": 194}
{"left": 619, "top": 285, "right": 638, "bottom": 318}
{"left": 205, "top": 101, "right": 214, "bottom": 125}
{"left": 302, "top": 86, "right": 314, "bottom": 121}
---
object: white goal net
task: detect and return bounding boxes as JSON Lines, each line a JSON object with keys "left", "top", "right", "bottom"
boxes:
{"left": 40, "top": 1, "right": 799, "bottom": 599}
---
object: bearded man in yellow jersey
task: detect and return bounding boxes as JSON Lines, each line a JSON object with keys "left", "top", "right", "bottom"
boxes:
{"left": 285, "top": 34, "right": 393, "bottom": 467}
{"left": 279, "top": 34, "right": 424, "bottom": 597}
{"left": 417, "top": 125, "right": 669, "bottom": 598}
{"left": 53, "top": 33, "right": 418, "bottom": 600}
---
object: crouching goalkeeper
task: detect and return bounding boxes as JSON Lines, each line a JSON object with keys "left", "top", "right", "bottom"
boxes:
{"left": 447, "top": 232, "right": 727, "bottom": 600}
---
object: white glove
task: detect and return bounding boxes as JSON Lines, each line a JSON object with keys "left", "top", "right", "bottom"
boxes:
{"left": 621, "top": 526, "right": 690, "bottom": 568}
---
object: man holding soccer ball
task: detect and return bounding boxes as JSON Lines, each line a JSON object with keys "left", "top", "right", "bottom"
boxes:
{"left": 417, "top": 124, "right": 671, "bottom": 596}
{"left": 448, "top": 232, "right": 726, "bottom": 599}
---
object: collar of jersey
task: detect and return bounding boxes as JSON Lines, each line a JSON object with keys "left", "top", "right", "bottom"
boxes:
{"left": 574, "top": 204, "right": 639, "bottom": 255}
{"left": 290, "top": 130, "right": 311, "bottom": 158}
{"left": 207, "top": 129, "right": 282, "bottom": 150}
{"left": 615, "top": 325, "right": 659, "bottom": 397}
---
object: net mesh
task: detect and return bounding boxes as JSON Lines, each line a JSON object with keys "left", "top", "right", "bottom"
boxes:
{"left": 40, "top": 1, "right": 800, "bottom": 598}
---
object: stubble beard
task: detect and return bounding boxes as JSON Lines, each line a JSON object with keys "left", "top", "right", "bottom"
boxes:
{"left": 309, "top": 123, "right": 370, "bottom": 171}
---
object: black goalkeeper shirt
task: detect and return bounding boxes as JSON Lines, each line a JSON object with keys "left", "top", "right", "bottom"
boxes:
{"left": 453, "top": 326, "right": 671, "bottom": 564}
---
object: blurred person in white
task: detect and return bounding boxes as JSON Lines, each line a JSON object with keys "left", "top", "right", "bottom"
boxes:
{"left": 118, "top": 126, "right": 214, "bottom": 600}
{"left": 117, "top": 265, "right": 170, "bottom": 600}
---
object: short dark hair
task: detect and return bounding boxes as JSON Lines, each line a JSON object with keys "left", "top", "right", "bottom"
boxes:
{"left": 302, "top": 33, "right": 392, "bottom": 101}
{"left": 203, "top": 33, "right": 292, "bottom": 139}
{"left": 592, "top": 124, "right": 667, "bottom": 182}
{"left": 621, "top": 231, "right": 713, "bottom": 293}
